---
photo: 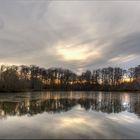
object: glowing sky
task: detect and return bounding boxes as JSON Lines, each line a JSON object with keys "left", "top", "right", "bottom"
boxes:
{"left": 0, "top": 1, "right": 140, "bottom": 72}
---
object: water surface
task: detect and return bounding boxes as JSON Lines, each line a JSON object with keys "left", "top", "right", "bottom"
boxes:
{"left": 0, "top": 91, "right": 140, "bottom": 139}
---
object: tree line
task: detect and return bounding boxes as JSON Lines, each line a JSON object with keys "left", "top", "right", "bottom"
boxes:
{"left": 0, "top": 64, "right": 140, "bottom": 92}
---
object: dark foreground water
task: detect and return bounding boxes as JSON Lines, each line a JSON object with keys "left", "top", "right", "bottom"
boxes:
{"left": 0, "top": 91, "right": 140, "bottom": 139}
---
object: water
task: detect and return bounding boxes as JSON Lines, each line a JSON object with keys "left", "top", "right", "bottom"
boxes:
{"left": 0, "top": 91, "right": 140, "bottom": 139}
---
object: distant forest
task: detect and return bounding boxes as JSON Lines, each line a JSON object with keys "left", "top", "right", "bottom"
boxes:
{"left": 0, "top": 64, "right": 140, "bottom": 92}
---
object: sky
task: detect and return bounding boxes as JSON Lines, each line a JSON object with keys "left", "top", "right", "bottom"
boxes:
{"left": 0, "top": 0, "right": 140, "bottom": 73}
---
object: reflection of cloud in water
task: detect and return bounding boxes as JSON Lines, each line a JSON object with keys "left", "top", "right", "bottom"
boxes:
{"left": 0, "top": 92, "right": 140, "bottom": 138}
{"left": 1, "top": 107, "right": 140, "bottom": 139}
{"left": 106, "top": 112, "right": 138, "bottom": 123}
{"left": 60, "top": 117, "right": 86, "bottom": 127}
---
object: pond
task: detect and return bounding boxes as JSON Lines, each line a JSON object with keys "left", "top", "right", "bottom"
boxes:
{"left": 0, "top": 91, "right": 140, "bottom": 139}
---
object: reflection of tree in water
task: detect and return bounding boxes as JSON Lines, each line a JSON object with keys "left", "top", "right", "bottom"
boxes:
{"left": 0, "top": 92, "right": 140, "bottom": 118}
{"left": 129, "top": 95, "right": 140, "bottom": 118}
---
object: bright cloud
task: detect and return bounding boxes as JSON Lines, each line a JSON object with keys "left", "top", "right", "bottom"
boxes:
{"left": 0, "top": 1, "right": 140, "bottom": 72}
{"left": 56, "top": 43, "right": 101, "bottom": 61}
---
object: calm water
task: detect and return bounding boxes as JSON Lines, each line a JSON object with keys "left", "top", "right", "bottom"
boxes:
{"left": 0, "top": 92, "right": 140, "bottom": 139}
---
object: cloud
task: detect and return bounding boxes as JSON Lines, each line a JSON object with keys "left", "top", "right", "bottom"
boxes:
{"left": 109, "top": 54, "right": 138, "bottom": 63}
{"left": 0, "top": 1, "right": 140, "bottom": 72}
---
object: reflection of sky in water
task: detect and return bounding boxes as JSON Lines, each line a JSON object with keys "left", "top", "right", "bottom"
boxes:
{"left": 0, "top": 92, "right": 140, "bottom": 139}
{"left": 0, "top": 105, "right": 140, "bottom": 139}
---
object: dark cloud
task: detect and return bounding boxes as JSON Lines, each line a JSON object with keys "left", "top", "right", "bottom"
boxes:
{"left": 0, "top": 1, "right": 140, "bottom": 72}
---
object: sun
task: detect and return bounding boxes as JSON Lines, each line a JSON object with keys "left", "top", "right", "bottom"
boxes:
{"left": 123, "top": 75, "right": 131, "bottom": 83}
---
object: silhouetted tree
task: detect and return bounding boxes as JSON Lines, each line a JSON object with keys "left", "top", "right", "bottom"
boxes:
{"left": 0, "top": 64, "right": 140, "bottom": 92}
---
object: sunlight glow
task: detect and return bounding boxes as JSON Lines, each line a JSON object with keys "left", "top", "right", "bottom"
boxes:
{"left": 0, "top": 62, "right": 21, "bottom": 66}
{"left": 60, "top": 117, "right": 86, "bottom": 127}
{"left": 123, "top": 75, "right": 131, "bottom": 83}
{"left": 122, "top": 94, "right": 129, "bottom": 107}
{"left": 56, "top": 45, "right": 101, "bottom": 61}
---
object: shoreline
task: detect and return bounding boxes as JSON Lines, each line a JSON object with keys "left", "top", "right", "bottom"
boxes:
{"left": 0, "top": 90, "right": 140, "bottom": 93}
